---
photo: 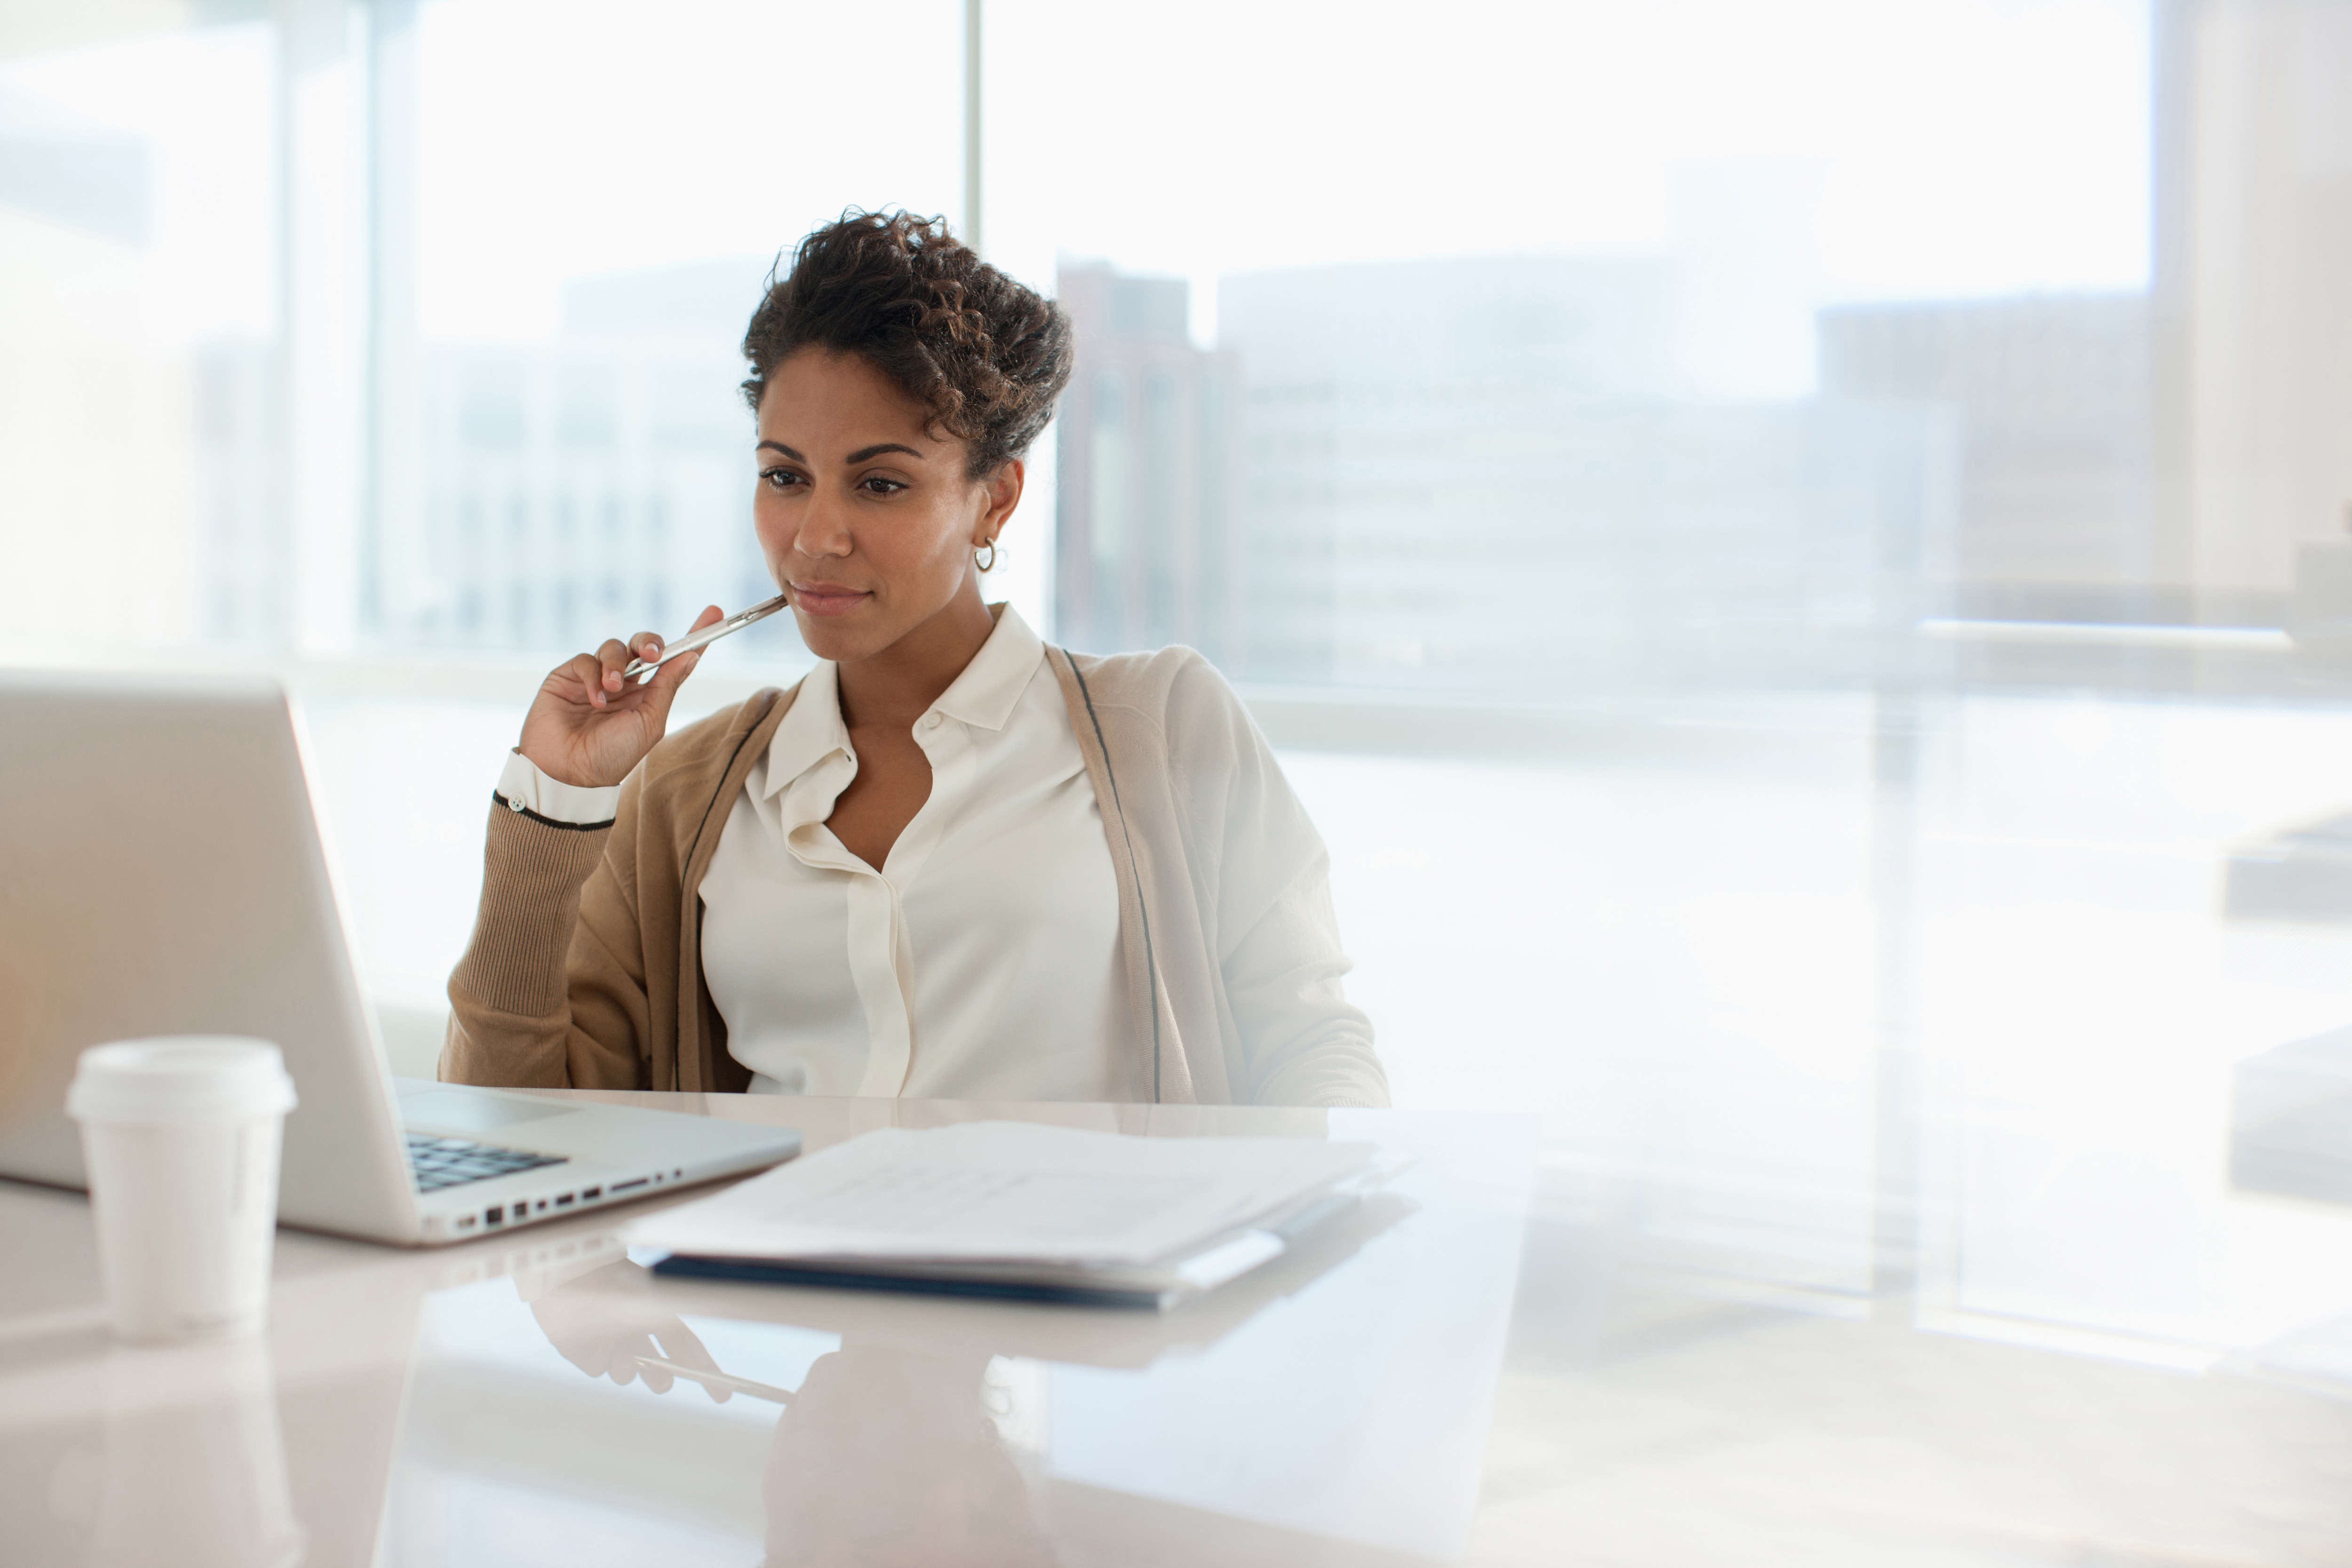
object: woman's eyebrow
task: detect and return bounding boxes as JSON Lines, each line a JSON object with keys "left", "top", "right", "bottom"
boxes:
{"left": 756, "top": 439, "right": 804, "bottom": 460}
{"left": 845, "top": 442, "right": 924, "bottom": 463}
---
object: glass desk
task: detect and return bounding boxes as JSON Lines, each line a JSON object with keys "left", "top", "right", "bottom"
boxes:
{"left": 3, "top": 1091, "right": 2349, "bottom": 1566}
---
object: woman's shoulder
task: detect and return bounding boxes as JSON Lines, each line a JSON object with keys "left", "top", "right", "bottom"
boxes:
{"left": 1057, "top": 644, "right": 1241, "bottom": 728}
{"left": 1053, "top": 645, "right": 1266, "bottom": 783}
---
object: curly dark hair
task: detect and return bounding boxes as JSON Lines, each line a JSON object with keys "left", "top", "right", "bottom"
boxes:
{"left": 740, "top": 210, "right": 1073, "bottom": 478}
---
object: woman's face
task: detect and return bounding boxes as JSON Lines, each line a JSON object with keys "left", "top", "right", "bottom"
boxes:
{"left": 752, "top": 347, "right": 1020, "bottom": 668}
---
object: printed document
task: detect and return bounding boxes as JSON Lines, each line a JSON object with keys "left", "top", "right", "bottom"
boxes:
{"left": 630, "top": 1121, "right": 1378, "bottom": 1269}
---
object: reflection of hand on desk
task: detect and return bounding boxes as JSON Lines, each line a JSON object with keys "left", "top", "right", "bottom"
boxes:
{"left": 525, "top": 1258, "right": 734, "bottom": 1401}
{"left": 520, "top": 1253, "right": 1057, "bottom": 1564}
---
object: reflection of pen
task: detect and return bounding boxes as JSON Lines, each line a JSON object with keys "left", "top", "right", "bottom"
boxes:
{"left": 622, "top": 592, "right": 793, "bottom": 681}
{"left": 632, "top": 1353, "right": 797, "bottom": 1404}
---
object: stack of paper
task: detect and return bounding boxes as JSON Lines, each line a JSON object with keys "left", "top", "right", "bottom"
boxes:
{"left": 630, "top": 1121, "right": 1386, "bottom": 1308}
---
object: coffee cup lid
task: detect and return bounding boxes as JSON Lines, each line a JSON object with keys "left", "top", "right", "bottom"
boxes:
{"left": 67, "top": 1038, "right": 299, "bottom": 1125}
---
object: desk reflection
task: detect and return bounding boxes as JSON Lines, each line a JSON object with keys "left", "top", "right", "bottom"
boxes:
{"left": 532, "top": 1259, "right": 1059, "bottom": 1566}
{"left": 16, "top": 1084, "right": 2352, "bottom": 1568}
{"left": 0, "top": 1103, "right": 1520, "bottom": 1568}
{"left": 39, "top": 1337, "right": 305, "bottom": 1568}
{"left": 763, "top": 1345, "right": 1055, "bottom": 1568}
{"left": 530, "top": 1258, "right": 743, "bottom": 1400}
{"left": 485, "top": 1188, "right": 1435, "bottom": 1567}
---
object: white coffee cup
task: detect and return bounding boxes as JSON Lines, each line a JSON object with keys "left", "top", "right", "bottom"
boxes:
{"left": 67, "top": 1038, "right": 299, "bottom": 1343}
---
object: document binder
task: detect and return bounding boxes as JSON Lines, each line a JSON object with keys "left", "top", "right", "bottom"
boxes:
{"left": 631, "top": 1122, "right": 1396, "bottom": 1310}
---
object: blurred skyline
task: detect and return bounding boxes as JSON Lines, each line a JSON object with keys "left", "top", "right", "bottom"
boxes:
{"left": 12, "top": 0, "right": 2349, "bottom": 687}
{"left": 1, "top": 0, "right": 2152, "bottom": 359}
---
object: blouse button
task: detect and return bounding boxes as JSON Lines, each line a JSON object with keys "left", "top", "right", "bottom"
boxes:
{"left": 922, "top": 713, "right": 943, "bottom": 731}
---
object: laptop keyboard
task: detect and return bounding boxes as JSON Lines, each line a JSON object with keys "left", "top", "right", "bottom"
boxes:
{"left": 406, "top": 1133, "right": 568, "bottom": 1193}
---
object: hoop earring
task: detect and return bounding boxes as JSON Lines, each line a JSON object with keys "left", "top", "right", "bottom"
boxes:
{"left": 976, "top": 541, "right": 998, "bottom": 572}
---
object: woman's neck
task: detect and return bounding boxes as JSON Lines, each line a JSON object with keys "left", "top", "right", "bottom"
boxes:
{"left": 834, "top": 581, "right": 997, "bottom": 731}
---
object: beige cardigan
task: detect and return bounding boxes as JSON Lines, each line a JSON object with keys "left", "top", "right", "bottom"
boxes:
{"left": 439, "top": 645, "right": 1389, "bottom": 1107}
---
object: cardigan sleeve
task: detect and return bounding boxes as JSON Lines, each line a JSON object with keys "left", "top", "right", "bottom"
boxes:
{"left": 1220, "top": 857, "right": 1389, "bottom": 1107}
{"left": 1164, "top": 657, "right": 1391, "bottom": 1109}
{"left": 438, "top": 785, "right": 652, "bottom": 1090}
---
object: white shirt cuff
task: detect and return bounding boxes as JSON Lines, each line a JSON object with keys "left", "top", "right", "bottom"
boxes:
{"left": 496, "top": 750, "right": 621, "bottom": 826}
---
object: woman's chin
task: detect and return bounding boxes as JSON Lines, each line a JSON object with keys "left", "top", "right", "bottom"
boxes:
{"left": 792, "top": 614, "right": 877, "bottom": 666}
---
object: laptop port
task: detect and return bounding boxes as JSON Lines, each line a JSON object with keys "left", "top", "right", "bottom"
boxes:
{"left": 554, "top": 1193, "right": 573, "bottom": 1207}
{"left": 485, "top": 1206, "right": 504, "bottom": 1225}
{"left": 581, "top": 1187, "right": 601, "bottom": 1200}
{"left": 457, "top": 1216, "right": 476, "bottom": 1230}
{"left": 610, "top": 1178, "right": 648, "bottom": 1193}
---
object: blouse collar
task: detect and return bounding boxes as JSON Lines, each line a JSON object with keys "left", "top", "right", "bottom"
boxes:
{"left": 761, "top": 602, "right": 1043, "bottom": 800}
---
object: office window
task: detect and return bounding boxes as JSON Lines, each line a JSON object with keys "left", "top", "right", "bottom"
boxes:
{"left": 991, "top": 0, "right": 2158, "bottom": 691}
{"left": 986, "top": 0, "right": 2352, "bottom": 1349}
{"left": 0, "top": 18, "right": 277, "bottom": 653}
{"left": 8, "top": 0, "right": 2352, "bottom": 1366}
{"left": 382, "top": 0, "right": 963, "bottom": 666}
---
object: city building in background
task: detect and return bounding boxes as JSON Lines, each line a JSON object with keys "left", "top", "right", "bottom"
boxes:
{"left": 1032, "top": 2, "right": 2352, "bottom": 697}
{"left": 1215, "top": 256, "right": 1943, "bottom": 693}
{"left": 0, "top": 76, "right": 199, "bottom": 654}
{"left": 196, "top": 256, "right": 787, "bottom": 661}
{"left": 1052, "top": 263, "right": 1242, "bottom": 664}
{"left": 1816, "top": 295, "right": 2154, "bottom": 621}
{"left": 388, "top": 258, "right": 774, "bottom": 656}
{"left": 2166, "top": 0, "right": 2352, "bottom": 629}
{"left": 191, "top": 338, "right": 281, "bottom": 646}
{"left": 1056, "top": 255, "right": 1949, "bottom": 694}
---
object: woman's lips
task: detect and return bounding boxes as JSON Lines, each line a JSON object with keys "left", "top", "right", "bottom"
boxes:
{"left": 788, "top": 583, "right": 870, "bottom": 618}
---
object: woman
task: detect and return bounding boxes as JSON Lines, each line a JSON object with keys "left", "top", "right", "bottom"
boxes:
{"left": 440, "top": 211, "right": 1386, "bottom": 1107}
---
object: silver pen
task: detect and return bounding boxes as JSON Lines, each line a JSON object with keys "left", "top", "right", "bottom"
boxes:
{"left": 628, "top": 1353, "right": 795, "bottom": 1404}
{"left": 621, "top": 591, "right": 792, "bottom": 681}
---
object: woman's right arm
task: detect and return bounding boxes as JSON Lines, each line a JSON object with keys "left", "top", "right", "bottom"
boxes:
{"left": 437, "top": 609, "right": 720, "bottom": 1088}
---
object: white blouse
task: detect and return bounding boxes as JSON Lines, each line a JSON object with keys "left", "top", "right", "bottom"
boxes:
{"left": 498, "top": 607, "right": 1125, "bottom": 1100}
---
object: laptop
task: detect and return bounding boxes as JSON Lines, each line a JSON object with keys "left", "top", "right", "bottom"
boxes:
{"left": 0, "top": 671, "right": 800, "bottom": 1245}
